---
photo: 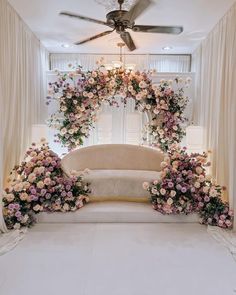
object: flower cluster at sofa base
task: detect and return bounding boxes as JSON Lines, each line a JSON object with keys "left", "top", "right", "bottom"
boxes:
{"left": 47, "top": 64, "right": 190, "bottom": 152}
{"left": 143, "top": 146, "right": 233, "bottom": 228}
{"left": 2, "top": 141, "right": 90, "bottom": 230}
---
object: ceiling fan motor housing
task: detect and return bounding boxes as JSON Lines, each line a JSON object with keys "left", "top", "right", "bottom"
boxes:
{"left": 106, "top": 10, "right": 134, "bottom": 32}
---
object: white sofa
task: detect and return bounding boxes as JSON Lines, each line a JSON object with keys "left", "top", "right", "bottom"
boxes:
{"left": 61, "top": 144, "right": 164, "bottom": 202}
{"left": 38, "top": 144, "right": 199, "bottom": 223}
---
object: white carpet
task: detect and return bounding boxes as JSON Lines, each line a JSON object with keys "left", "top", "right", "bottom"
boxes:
{"left": 0, "top": 223, "right": 236, "bottom": 295}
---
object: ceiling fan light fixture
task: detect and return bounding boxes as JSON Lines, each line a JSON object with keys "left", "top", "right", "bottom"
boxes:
{"left": 104, "top": 63, "right": 114, "bottom": 70}
{"left": 112, "top": 60, "right": 123, "bottom": 68}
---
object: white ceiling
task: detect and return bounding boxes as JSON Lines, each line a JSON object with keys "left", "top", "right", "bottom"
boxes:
{"left": 8, "top": 0, "right": 235, "bottom": 54}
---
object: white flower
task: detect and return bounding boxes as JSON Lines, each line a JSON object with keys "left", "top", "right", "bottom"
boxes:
{"left": 128, "top": 85, "right": 133, "bottom": 91}
{"left": 194, "top": 182, "right": 201, "bottom": 188}
{"left": 142, "top": 182, "right": 149, "bottom": 190}
{"left": 203, "top": 186, "right": 209, "bottom": 194}
{"left": 206, "top": 174, "right": 212, "bottom": 181}
{"left": 160, "top": 161, "right": 168, "bottom": 168}
{"left": 6, "top": 193, "right": 15, "bottom": 202}
{"left": 61, "top": 106, "right": 67, "bottom": 112}
{"left": 14, "top": 183, "right": 23, "bottom": 192}
{"left": 13, "top": 223, "right": 21, "bottom": 230}
{"left": 38, "top": 166, "right": 45, "bottom": 174}
{"left": 136, "top": 94, "right": 142, "bottom": 101}
{"left": 167, "top": 198, "right": 173, "bottom": 205}
{"left": 33, "top": 204, "right": 42, "bottom": 212}
{"left": 198, "top": 175, "right": 205, "bottom": 183}
{"left": 20, "top": 193, "right": 28, "bottom": 201}
{"left": 160, "top": 188, "right": 166, "bottom": 195}
{"left": 88, "top": 92, "right": 94, "bottom": 99}
{"left": 88, "top": 78, "right": 95, "bottom": 84}
{"left": 60, "top": 128, "right": 67, "bottom": 135}
{"left": 152, "top": 84, "right": 158, "bottom": 91}
{"left": 92, "top": 71, "right": 97, "bottom": 78}
{"left": 63, "top": 203, "right": 70, "bottom": 211}
{"left": 209, "top": 188, "right": 217, "bottom": 197}
{"left": 151, "top": 187, "right": 158, "bottom": 194}
{"left": 37, "top": 181, "right": 44, "bottom": 189}
{"left": 196, "top": 167, "right": 203, "bottom": 175}
{"left": 68, "top": 129, "right": 74, "bottom": 135}
{"left": 170, "top": 190, "right": 176, "bottom": 197}
{"left": 139, "top": 81, "right": 147, "bottom": 88}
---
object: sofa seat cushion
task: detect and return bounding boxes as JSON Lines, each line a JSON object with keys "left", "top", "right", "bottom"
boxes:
{"left": 37, "top": 201, "right": 199, "bottom": 223}
{"left": 81, "top": 170, "right": 160, "bottom": 202}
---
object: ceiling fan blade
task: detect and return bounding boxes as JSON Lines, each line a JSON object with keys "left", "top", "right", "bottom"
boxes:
{"left": 121, "top": 0, "right": 153, "bottom": 23}
{"left": 75, "top": 30, "right": 114, "bottom": 45}
{"left": 132, "top": 25, "right": 183, "bottom": 34}
{"left": 60, "top": 11, "right": 110, "bottom": 27}
{"left": 120, "top": 32, "right": 136, "bottom": 51}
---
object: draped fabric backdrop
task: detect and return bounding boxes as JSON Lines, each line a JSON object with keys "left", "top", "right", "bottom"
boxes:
{"left": 191, "top": 3, "right": 236, "bottom": 229}
{"left": 0, "top": 0, "right": 49, "bottom": 233}
{"left": 50, "top": 53, "right": 191, "bottom": 72}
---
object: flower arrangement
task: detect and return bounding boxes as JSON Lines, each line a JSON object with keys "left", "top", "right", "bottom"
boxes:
{"left": 47, "top": 64, "right": 190, "bottom": 152}
{"left": 143, "top": 145, "right": 233, "bottom": 228}
{"left": 2, "top": 140, "right": 90, "bottom": 229}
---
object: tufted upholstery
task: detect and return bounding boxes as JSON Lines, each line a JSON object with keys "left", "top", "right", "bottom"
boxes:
{"left": 61, "top": 144, "right": 164, "bottom": 175}
{"left": 61, "top": 144, "right": 164, "bottom": 201}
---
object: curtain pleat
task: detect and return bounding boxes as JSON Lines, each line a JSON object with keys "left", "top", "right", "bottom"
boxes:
{"left": 191, "top": 3, "right": 236, "bottom": 229}
{"left": 50, "top": 53, "right": 191, "bottom": 72}
{"left": 0, "top": 0, "right": 49, "bottom": 232}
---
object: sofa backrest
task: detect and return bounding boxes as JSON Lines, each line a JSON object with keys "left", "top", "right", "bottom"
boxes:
{"left": 61, "top": 144, "right": 164, "bottom": 175}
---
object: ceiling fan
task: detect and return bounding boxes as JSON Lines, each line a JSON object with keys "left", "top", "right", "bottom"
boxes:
{"left": 59, "top": 0, "right": 183, "bottom": 51}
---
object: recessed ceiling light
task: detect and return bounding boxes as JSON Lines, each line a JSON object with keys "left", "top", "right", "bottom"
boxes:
{"left": 162, "top": 46, "right": 173, "bottom": 51}
{"left": 61, "top": 44, "right": 72, "bottom": 48}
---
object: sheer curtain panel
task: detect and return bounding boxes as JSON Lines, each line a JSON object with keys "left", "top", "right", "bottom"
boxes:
{"left": 50, "top": 53, "right": 191, "bottom": 72}
{"left": 191, "top": 3, "right": 236, "bottom": 229}
{"left": 0, "top": 0, "right": 49, "bottom": 234}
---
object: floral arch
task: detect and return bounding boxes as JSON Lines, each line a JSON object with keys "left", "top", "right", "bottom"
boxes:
{"left": 47, "top": 64, "right": 190, "bottom": 152}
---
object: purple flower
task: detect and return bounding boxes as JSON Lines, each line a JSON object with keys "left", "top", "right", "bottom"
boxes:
{"left": 45, "top": 193, "right": 51, "bottom": 199}
{"left": 30, "top": 188, "right": 37, "bottom": 195}
{"left": 67, "top": 192, "right": 73, "bottom": 197}
{"left": 66, "top": 185, "right": 71, "bottom": 191}
{"left": 15, "top": 211, "right": 22, "bottom": 218}
{"left": 167, "top": 182, "right": 173, "bottom": 188}
{"left": 8, "top": 204, "right": 15, "bottom": 210}
{"left": 181, "top": 187, "right": 187, "bottom": 193}
{"left": 14, "top": 204, "right": 20, "bottom": 210}
{"left": 51, "top": 161, "right": 57, "bottom": 167}
{"left": 204, "top": 196, "right": 210, "bottom": 202}
{"left": 61, "top": 191, "right": 67, "bottom": 197}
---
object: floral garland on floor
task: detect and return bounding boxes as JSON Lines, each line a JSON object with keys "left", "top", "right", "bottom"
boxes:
{"left": 47, "top": 63, "right": 190, "bottom": 152}
{"left": 143, "top": 145, "right": 234, "bottom": 229}
{"left": 2, "top": 140, "right": 90, "bottom": 230}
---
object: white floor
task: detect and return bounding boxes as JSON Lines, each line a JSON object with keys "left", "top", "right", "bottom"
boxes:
{"left": 0, "top": 223, "right": 236, "bottom": 295}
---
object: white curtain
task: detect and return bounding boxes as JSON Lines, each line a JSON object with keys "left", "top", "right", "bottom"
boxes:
{"left": 149, "top": 55, "right": 190, "bottom": 72}
{"left": 0, "top": 0, "right": 49, "bottom": 233}
{"left": 191, "top": 3, "right": 236, "bottom": 229}
{"left": 50, "top": 53, "right": 191, "bottom": 72}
